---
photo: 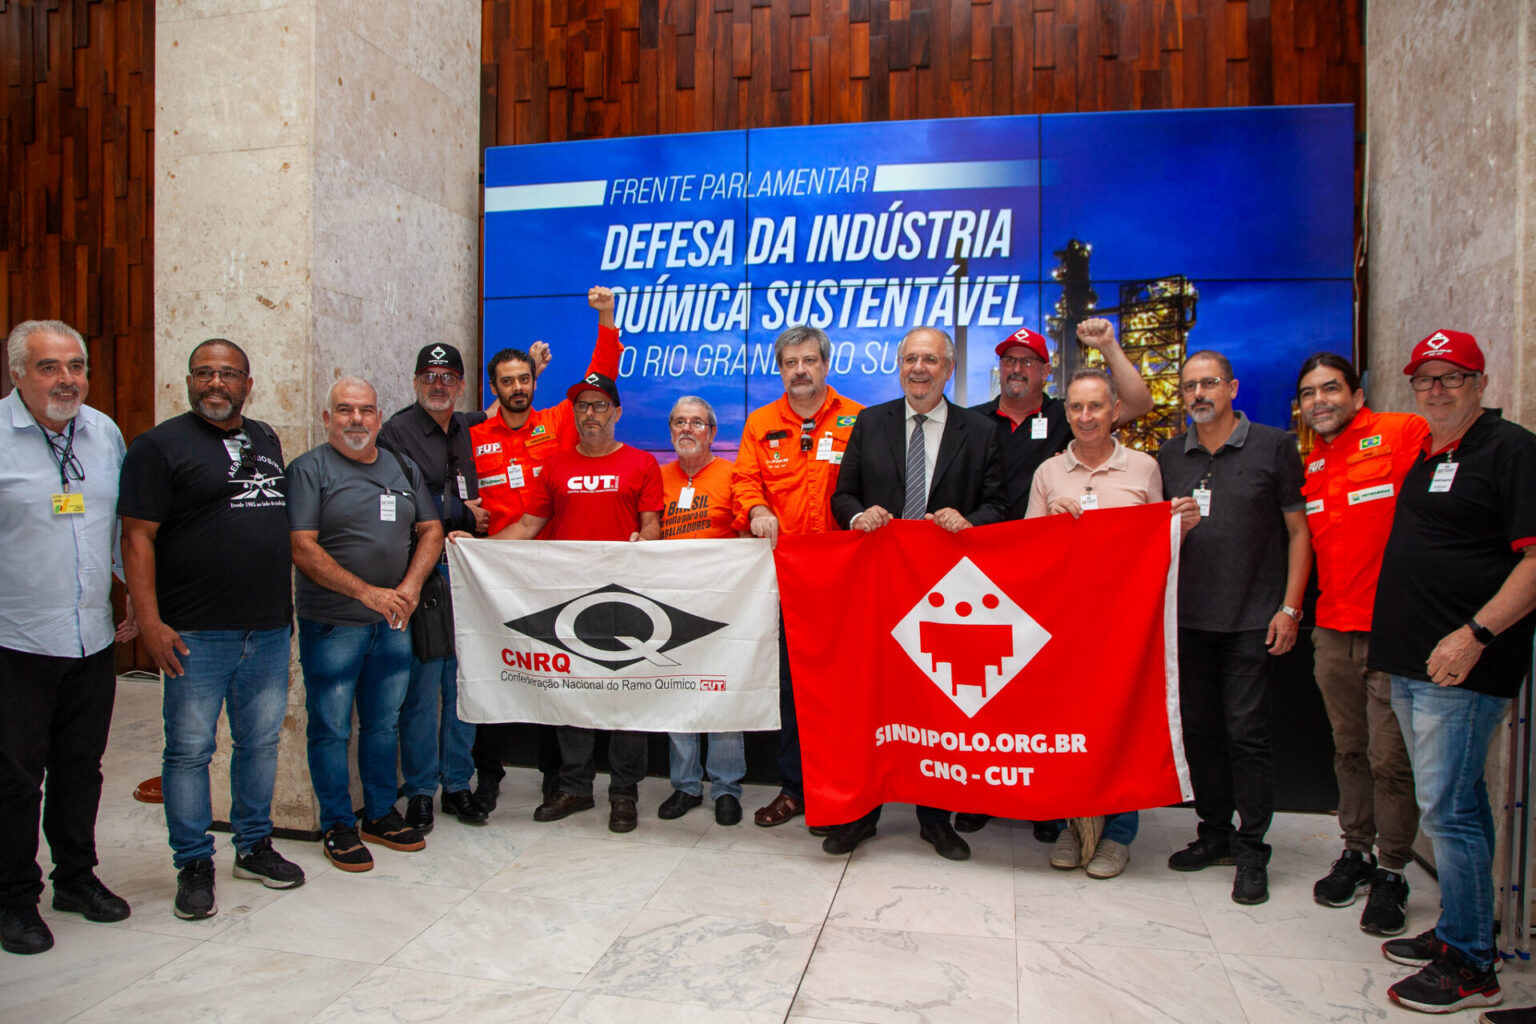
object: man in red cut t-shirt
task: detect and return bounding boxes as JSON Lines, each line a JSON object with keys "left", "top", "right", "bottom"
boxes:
{"left": 493, "top": 371, "right": 663, "bottom": 834}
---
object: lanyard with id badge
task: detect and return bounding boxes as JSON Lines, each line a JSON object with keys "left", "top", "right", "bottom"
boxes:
{"left": 46, "top": 420, "right": 86, "bottom": 515}
{"left": 1192, "top": 454, "right": 1215, "bottom": 517}
{"left": 1429, "top": 453, "right": 1459, "bottom": 493}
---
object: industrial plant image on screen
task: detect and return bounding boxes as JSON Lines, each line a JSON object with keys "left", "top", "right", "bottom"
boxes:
{"left": 482, "top": 105, "right": 1355, "bottom": 456}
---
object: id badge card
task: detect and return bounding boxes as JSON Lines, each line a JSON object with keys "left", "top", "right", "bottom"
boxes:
{"left": 816, "top": 435, "right": 834, "bottom": 461}
{"left": 507, "top": 463, "right": 526, "bottom": 489}
{"left": 379, "top": 494, "right": 397, "bottom": 522}
{"left": 52, "top": 493, "right": 85, "bottom": 515}
{"left": 456, "top": 472, "right": 469, "bottom": 500}
{"left": 677, "top": 486, "right": 695, "bottom": 511}
{"left": 1429, "top": 462, "right": 1458, "bottom": 493}
{"left": 1030, "top": 416, "right": 1048, "bottom": 440}
{"left": 1193, "top": 487, "right": 1212, "bottom": 517}
{"left": 1078, "top": 492, "right": 1099, "bottom": 511}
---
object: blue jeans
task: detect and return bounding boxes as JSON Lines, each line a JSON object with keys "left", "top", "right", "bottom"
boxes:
{"left": 299, "top": 618, "right": 412, "bottom": 830}
{"left": 162, "top": 628, "right": 290, "bottom": 869}
{"left": 1390, "top": 675, "right": 1507, "bottom": 970}
{"left": 1052, "top": 811, "right": 1139, "bottom": 845}
{"left": 667, "top": 732, "right": 745, "bottom": 799}
{"left": 399, "top": 568, "right": 475, "bottom": 796}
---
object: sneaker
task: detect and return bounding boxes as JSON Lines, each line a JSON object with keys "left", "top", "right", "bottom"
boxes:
{"left": 233, "top": 837, "right": 306, "bottom": 890}
{"left": 323, "top": 826, "right": 374, "bottom": 872}
{"left": 1232, "top": 865, "right": 1268, "bottom": 905}
{"left": 1313, "top": 849, "right": 1375, "bottom": 907}
{"left": 1049, "top": 829, "right": 1081, "bottom": 869}
{"left": 1359, "top": 868, "right": 1408, "bottom": 936}
{"left": 0, "top": 905, "right": 53, "bottom": 955}
{"left": 360, "top": 809, "right": 427, "bottom": 851}
{"left": 1167, "top": 835, "right": 1235, "bottom": 872}
{"left": 1384, "top": 929, "right": 1505, "bottom": 973}
{"left": 51, "top": 874, "right": 130, "bottom": 922}
{"left": 1085, "top": 839, "right": 1130, "bottom": 879}
{"left": 1388, "top": 944, "right": 1501, "bottom": 1014}
{"left": 173, "top": 858, "right": 217, "bottom": 920}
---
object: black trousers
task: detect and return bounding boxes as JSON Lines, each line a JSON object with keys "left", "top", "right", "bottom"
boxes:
{"left": 1177, "top": 627, "right": 1275, "bottom": 867}
{"left": 473, "top": 722, "right": 561, "bottom": 796}
{"left": 555, "top": 727, "right": 647, "bottom": 800}
{"left": 0, "top": 644, "right": 116, "bottom": 907}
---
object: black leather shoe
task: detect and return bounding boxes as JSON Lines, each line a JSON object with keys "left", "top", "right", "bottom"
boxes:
{"left": 609, "top": 798, "right": 639, "bottom": 833}
{"left": 919, "top": 821, "right": 972, "bottom": 861}
{"left": 822, "top": 818, "right": 877, "bottom": 855}
{"left": 533, "top": 791, "right": 596, "bottom": 822}
{"left": 657, "top": 789, "right": 702, "bottom": 820}
{"left": 1233, "top": 865, "right": 1269, "bottom": 905}
{"left": 0, "top": 905, "right": 53, "bottom": 954}
{"left": 52, "top": 874, "right": 130, "bottom": 922}
{"left": 1167, "top": 835, "right": 1235, "bottom": 872}
{"left": 954, "top": 813, "right": 990, "bottom": 834}
{"left": 405, "top": 794, "right": 435, "bottom": 834}
{"left": 715, "top": 794, "right": 742, "bottom": 826}
{"left": 1031, "top": 820, "right": 1062, "bottom": 843}
{"left": 442, "top": 790, "right": 488, "bottom": 824}
{"left": 473, "top": 778, "right": 500, "bottom": 813}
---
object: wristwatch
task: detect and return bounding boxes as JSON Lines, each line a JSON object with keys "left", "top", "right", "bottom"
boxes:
{"left": 1280, "top": 604, "right": 1303, "bottom": 623}
{"left": 1467, "top": 619, "right": 1496, "bottom": 645}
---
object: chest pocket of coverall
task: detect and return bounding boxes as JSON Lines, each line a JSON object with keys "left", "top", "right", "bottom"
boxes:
{"left": 1342, "top": 446, "right": 1397, "bottom": 519}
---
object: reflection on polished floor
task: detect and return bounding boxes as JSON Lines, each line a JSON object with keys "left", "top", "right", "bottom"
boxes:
{"left": 2, "top": 676, "right": 1531, "bottom": 1023}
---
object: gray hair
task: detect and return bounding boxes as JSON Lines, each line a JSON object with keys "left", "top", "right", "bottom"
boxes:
{"left": 327, "top": 375, "right": 377, "bottom": 409}
{"left": 898, "top": 326, "right": 956, "bottom": 365}
{"left": 7, "top": 320, "right": 88, "bottom": 377}
{"left": 774, "top": 324, "right": 831, "bottom": 366}
{"left": 1066, "top": 367, "right": 1118, "bottom": 404}
{"left": 670, "top": 394, "right": 717, "bottom": 429}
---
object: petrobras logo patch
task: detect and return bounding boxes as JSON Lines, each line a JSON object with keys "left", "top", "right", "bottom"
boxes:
{"left": 890, "top": 557, "right": 1051, "bottom": 719}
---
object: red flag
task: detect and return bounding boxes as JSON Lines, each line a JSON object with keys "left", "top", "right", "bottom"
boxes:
{"left": 775, "top": 504, "right": 1192, "bottom": 826}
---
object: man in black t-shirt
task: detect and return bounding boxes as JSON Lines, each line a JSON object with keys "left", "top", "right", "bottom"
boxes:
{"left": 379, "top": 344, "right": 490, "bottom": 833}
{"left": 119, "top": 339, "right": 305, "bottom": 923}
{"left": 1368, "top": 330, "right": 1536, "bottom": 1015}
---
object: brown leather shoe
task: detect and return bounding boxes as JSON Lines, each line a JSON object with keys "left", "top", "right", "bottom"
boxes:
{"left": 753, "top": 792, "right": 804, "bottom": 828}
{"left": 609, "top": 798, "right": 638, "bottom": 833}
{"left": 533, "top": 791, "right": 596, "bottom": 822}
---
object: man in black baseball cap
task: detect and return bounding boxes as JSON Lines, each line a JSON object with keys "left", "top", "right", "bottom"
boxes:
{"left": 565, "top": 372, "right": 621, "bottom": 406}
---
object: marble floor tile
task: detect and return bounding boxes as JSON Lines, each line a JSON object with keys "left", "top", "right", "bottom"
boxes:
{"left": 646, "top": 847, "right": 848, "bottom": 924}
{"left": 214, "top": 871, "right": 468, "bottom": 963}
{"left": 355, "top": 814, "right": 537, "bottom": 890}
{"left": 549, "top": 992, "right": 783, "bottom": 1024}
{"left": 387, "top": 890, "right": 636, "bottom": 989}
{"left": 791, "top": 924, "right": 1018, "bottom": 1024}
{"left": 579, "top": 909, "right": 821, "bottom": 1016}
{"left": 690, "top": 785, "right": 836, "bottom": 858}
{"left": 1013, "top": 859, "right": 1214, "bottom": 952}
{"left": 523, "top": 799, "right": 714, "bottom": 849}
{"left": 1015, "top": 939, "right": 1246, "bottom": 1024}
{"left": 320, "top": 965, "right": 571, "bottom": 1023}
{"left": 828, "top": 837, "right": 1015, "bottom": 939}
{"left": 69, "top": 942, "right": 373, "bottom": 1024}
{"left": 0, "top": 917, "right": 196, "bottom": 1024}
{"left": 481, "top": 834, "right": 689, "bottom": 906}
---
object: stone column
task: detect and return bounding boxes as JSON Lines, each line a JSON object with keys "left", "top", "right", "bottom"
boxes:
{"left": 154, "top": 0, "right": 481, "bottom": 833}
{"left": 1365, "top": 0, "right": 1533, "bottom": 910}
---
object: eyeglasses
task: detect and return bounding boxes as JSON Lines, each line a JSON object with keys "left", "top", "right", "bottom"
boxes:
{"left": 1000, "top": 356, "right": 1043, "bottom": 369}
{"left": 191, "top": 368, "right": 248, "bottom": 384}
{"left": 417, "top": 371, "right": 462, "bottom": 386}
{"left": 573, "top": 400, "right": 612, "bottom": 413}
{"left": 1409, "top": 371, "right": 1479, "bottom": 392}
{"left": 235, "top": 436, "right": 256, "bottom": 475}
{"left": 670, "top": 417, "right": 711, "bottom": 430}
{"left": 45, "top": 423, "right": 84, "bottom": 491}
{"left": 1179, "top": 377, "right": 1227, "bottom": 395}
{"left": 799, "top": 417, "right": 816, "bottom": 452}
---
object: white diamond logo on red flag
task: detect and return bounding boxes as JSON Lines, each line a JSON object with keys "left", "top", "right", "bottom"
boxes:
{"left": 891, "top": 556, "right": 1051, "bottom": 718}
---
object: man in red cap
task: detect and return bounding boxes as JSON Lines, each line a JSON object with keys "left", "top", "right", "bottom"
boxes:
{"left": 1295, "top": 352, "right": 1426, "bottom": 936}
{"left": 1369, "top": 330, "right": 1536, "bottom": 1013}
{"left": 957, "top": 317, "right": 1152, "bottom": 836}
{"left": 489, "top": 370, "right": 664, "bottom": 834}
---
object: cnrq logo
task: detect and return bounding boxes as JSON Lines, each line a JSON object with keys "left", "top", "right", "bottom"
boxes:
{"left": 504, "top": 584, "right": 727, "bottom": 670}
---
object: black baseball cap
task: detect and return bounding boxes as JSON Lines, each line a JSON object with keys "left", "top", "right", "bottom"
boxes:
{"left": 566, "top": 372, "right": 621, "bottom": 406}
{"left": 415, "top": 343, "right": 465, "bottom": 376}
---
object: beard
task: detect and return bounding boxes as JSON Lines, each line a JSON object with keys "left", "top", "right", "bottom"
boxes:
{"left": 187, "top": 382, "right": 242, "bottom": 423}
{"left": 498, "top": 391, "right": 532, "bottom": 413}
{"left": 420, "top": 391, "right": 455, "bottom": 413}
{"left": 340, "top": 429, "right": 372, "bottom": 452}
{"left": 45, "top": 391, "right": 83, "bottom": 423}
{"left": 1189, "top": 404, "right": 1216, "bottom": 424}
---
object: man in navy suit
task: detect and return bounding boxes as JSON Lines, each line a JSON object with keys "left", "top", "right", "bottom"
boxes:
{"left": 826, "top": 326, "right": 1008, "bottom": 861}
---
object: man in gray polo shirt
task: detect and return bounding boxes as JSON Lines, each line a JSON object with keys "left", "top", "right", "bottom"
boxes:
{"left": 287, "top": 376, "right": 443, "bottom": 873}
{"left": 1156, "top": 350, "right": 1310, "bottom": 906}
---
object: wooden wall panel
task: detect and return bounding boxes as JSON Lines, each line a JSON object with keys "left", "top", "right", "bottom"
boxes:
{"left": 482, "top": 0, "right": 1361, "bottom": 148}
{"left": 1, "top": 0, "right": 153, "bottom": 445}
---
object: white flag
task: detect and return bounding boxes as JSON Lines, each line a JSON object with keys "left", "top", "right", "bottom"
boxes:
{"left": 448, "top": 537, "right": 781, "bottom": 731}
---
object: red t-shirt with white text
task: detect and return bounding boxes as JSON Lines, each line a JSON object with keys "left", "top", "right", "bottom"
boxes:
{"left": 523, "top": 444, "right": 664, "bottom": 541}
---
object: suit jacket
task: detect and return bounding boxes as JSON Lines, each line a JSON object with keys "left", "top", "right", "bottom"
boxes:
{"left": 831, "top": 396, "right": 1009, "bottom": 529}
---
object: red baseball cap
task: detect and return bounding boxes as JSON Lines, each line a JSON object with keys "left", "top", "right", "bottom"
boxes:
{"left": 995, "top": 327, "right": 1049, "bottom": 362}
{"left": 1403, "top": 329, "right": 1485, "bottom": 375}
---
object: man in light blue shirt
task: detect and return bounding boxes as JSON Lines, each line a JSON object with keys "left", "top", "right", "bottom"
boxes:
{"left": 0, "top": 320, "right": 135, "bottom": 956}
